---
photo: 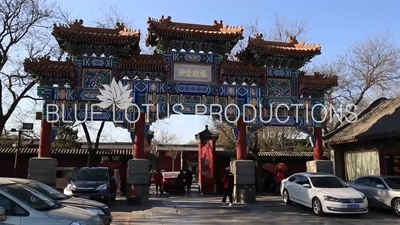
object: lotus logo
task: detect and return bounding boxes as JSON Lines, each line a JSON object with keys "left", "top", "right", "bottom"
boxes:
{"left": 350, "top": 199, "right": 355, "bottom": 203}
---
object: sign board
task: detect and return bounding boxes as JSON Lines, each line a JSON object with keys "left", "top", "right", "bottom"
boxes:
{"left": 173, "top": 63, "right": 212, "bottom": 83}
{"left": 22, "top": 123, "right": 34, "bottom": 130}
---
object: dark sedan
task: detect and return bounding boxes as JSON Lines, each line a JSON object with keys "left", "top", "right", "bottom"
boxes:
{"left": 161, "top": 171, "right": 186, "bottom": 193}
{"left": 4, "top": 177, "right": 112, "bottom": 225}
{"left": 64, "top": 167, "right": 117, "bottom": 206}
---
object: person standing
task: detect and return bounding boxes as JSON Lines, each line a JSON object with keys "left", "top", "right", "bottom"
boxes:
{"left": 177, "top": 170, "right": 185, "bottom": 195}
{"left": 221, "top": 167, "right": 234, "bottom": 206}
{"left": 275, "top": 169, "right": 285, "bottom": 194}
{"left": 185, "top": 168, "right": 193, "bottom": 195}
{"left": 154, "top": 169, "right": 163, "bottom": 195}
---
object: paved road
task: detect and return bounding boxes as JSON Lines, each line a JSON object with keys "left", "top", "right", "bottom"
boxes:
{"left": 110, "top": 185, "right": 399, "bottom": 225}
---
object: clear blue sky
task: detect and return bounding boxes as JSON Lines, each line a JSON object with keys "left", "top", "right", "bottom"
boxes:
{"left": 12, "top": 0, "right": 400, "bottom": 143}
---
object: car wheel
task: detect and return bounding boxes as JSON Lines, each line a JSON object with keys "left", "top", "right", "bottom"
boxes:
{"left": 312, "top": 198, "right": 324, "bottom": 216}
{"left": 392, "top": 198, "right": 400, "bottom": 217}
{"left": 283, "top": 189, "right": 292, "bottom": 204}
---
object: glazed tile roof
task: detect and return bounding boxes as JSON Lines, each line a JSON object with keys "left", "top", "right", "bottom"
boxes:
{"left": 216, "top": 151, "right": 326, "bottom": 157}
{"left": 52, "top": 19, "right": 140, "bottom": 44}
{"left": 299, "top": 71, "right": 338, "bottom": 89}
{"left": 146, "top": 16, "right": 243, "bottom": 40}
{"left": 24, "top": 57, "right": 75, "bottom": 76}
{"left": 242, "top": 34, "right": 321, "bottom": 57}
{"left": 324, "top": 97, "right": 400, "bottom": 145}
{"left": 0, "top": 148, "right": 323, "bottom": 157}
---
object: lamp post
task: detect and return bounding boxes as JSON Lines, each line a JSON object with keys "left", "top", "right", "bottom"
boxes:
{"left": 10, "top": 128, "right": 22, "bottom": 172}
{"left": 10, "top": 123, "right": 33, "bottom": 176}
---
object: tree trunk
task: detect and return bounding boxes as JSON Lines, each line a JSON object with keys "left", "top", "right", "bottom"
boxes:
{"left": 0, "top": 121, "right": 5, "bottom": 137}
{"left": 82, "top": 121, "right": 105, "bottom": 167}
{"left": 171, "top": 158, "right": 175, "bottom": 171}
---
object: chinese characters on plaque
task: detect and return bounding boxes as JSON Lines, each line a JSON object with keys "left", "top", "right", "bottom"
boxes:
{"left": 173, "top": 63, "right": 212, "bottom": 83}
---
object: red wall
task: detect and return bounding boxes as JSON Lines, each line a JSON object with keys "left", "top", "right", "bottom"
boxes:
{"left": 156, "top": 151, "right": 197, "bottom": 172}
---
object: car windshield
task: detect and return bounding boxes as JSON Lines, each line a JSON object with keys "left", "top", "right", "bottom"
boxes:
{"left": 163, "top": 172, "right": 181, "bottom": 178}
{"left": 384, "top": 178, "right": 400, "bottom": 189}
{"left": 2, "top": 184, "right": 59, "bottom": 211}
{"left": 26, "top": 182, "right": 67, "bottom": 200}
{"left": 73, "top": 169, "right": 108, "bottom": 181}
{"left": 310, "top": 176, "right": 348, "bottom": 188}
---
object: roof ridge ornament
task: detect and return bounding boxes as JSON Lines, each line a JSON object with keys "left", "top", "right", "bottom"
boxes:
{"left": 289, "top": 36, "right": 298, "bottom": 44}
{"left": 70, "top": 19, "right": 84, "bottom": 28}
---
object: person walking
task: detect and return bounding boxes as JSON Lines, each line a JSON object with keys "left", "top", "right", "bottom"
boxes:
{"left": 275, "top": 169, "right": 285, "bottom": 194}
{"left": 185, "top": 168, "right": 193, "bottom": 195}
{"left": 177, "top": 170, "right": 185, "bottom": 195}
{"left": 154, "top": 169, "right": 163, "bottom": 195}
{"left": 221, "top": 167, "right": 234, "bottom": 206}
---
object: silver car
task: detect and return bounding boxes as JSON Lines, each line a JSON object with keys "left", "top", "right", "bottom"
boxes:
{"left": 348, "top": 175, "right": 400, "bottom": 216}
{"left": 0, "top": 178, "right": 104, "bottom": 225}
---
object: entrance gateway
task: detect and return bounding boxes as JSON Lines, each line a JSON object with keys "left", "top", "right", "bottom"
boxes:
{"left": 24, "top": 16, "right": 338, "bottom": 202}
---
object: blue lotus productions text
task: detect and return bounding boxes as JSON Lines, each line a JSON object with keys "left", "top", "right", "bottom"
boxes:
{"left": 45, "top": 102, "right": 358, "bottom": 125}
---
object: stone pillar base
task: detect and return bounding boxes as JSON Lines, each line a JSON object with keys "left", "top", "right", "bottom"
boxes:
{"left": 306, "top": 160, "right": 334, "bottom": 174}
{"left": 28, "top": 157, "right": 57, "bottom": 187}
{"left": 231, "top": 160, "right": 256, "bottom": 203}
{"left": 126, "top": 159, "right": 150, "bottom": 205}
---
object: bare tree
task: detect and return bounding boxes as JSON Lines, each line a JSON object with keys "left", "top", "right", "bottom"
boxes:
{"left": 0, "top": 0, "right": 62, "bottom": 136}
{"left": 312, "top": 32, "right": 400, "bottom": 132}
{"left": 82, "top": 121, "right": 105, "bottom": 167}
{"left": 229, "top": 14, "right": 310, "bottom": 60}
{"left": 153, "top": 124, "right": 182, "bottom": 171}
{"left": 265, "top": 14, "right": 310, "bottom": 42}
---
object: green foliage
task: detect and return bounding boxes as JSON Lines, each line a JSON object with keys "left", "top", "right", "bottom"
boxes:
{"left": 293, "top": 139, "right": 313, "bottom": 152}
{"left": 0, "top": 129, "right": 16, "bottom": 148}
{"left": 52, "top": 126, "right": 81, "bottom": 149}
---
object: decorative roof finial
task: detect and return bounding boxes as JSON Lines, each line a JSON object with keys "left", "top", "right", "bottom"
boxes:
{"left": 289, "top": 36, "right": 298, "bottom": 44}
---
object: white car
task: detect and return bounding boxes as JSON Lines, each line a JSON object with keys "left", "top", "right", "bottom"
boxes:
{"left": 280, "top": 172, "right": 368, "bottom": 216}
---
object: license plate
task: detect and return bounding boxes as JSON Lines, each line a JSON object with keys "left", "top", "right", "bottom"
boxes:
{"left": 78, "top": 196, "right": 90, "bottom": 199}
{"left": 347, "top": 204, "right": 359, "bottom": 209}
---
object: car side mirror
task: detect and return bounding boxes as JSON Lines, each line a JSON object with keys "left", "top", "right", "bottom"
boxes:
{"left": 0, "top": 206, "right": 6, "bottom": 221}
{"left": 302, "top": 183, "right": 311, "bottom": 188}
{"left": 376, "top": 184, "right": 385, "bottom": 189}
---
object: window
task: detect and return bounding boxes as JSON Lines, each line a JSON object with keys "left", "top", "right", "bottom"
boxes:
{"left": 0, "top": 194, "right": 29, "bottom": 216}
{"left": 355, "top": 178, "right": 370, "bottom": 186}
{"left": 288, "top": 176, "right": 297, "bottom": 182}
{"left": 384, "top": 177, "right": 400, "bottom": 189}
{"left": 74, "top": 168, "right": 108, "bottom": 181}
{"left": 367, "top": 177, "right": 386, "bottom": 188}
{"left": 310, "top": 176, "right": 348, "bottom": 188}
{"left": 295, "top": 176, "right": 310, "bottom": 185}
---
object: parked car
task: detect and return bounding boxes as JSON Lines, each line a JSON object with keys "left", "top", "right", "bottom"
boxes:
{"left": 64, "top": 167, "right": 117, "bottom": 205}
{"left": 0, "top": 178, "right": 103, "bottom": 225}
{"left": 5, "top": 177, "right": 112, "bottom": 225}
{"left": 348, "top": 175, "right": 400, "bottom": 216}
{"left": 161, "top": 171, "right": 185, "bottom": 193}
{"left": 280, "top": 172, "right": 368, "bottom": 216}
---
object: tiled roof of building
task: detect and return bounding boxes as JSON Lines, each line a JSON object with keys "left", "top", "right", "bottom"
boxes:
{"left": 0, "top": 148, "right": 322, "bottom": 157}
{"left": 147, "top": 16, "right": 243, "bottom": 40}
{"left": 324, "top": 97, "right": 400, "bottom": 145}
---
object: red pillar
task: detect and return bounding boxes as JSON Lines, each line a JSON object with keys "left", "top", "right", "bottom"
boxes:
{"left": 133, "top": 113, "right": 145, "bottom": 159}
{"left": 313, "top": 127, "right": 324, "bottom": 160}
{"left": 38, "top": 119, "right": 52, "bottom": 157}
{"left": 236, "top": 116, "right": 247, "bottom": 160}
